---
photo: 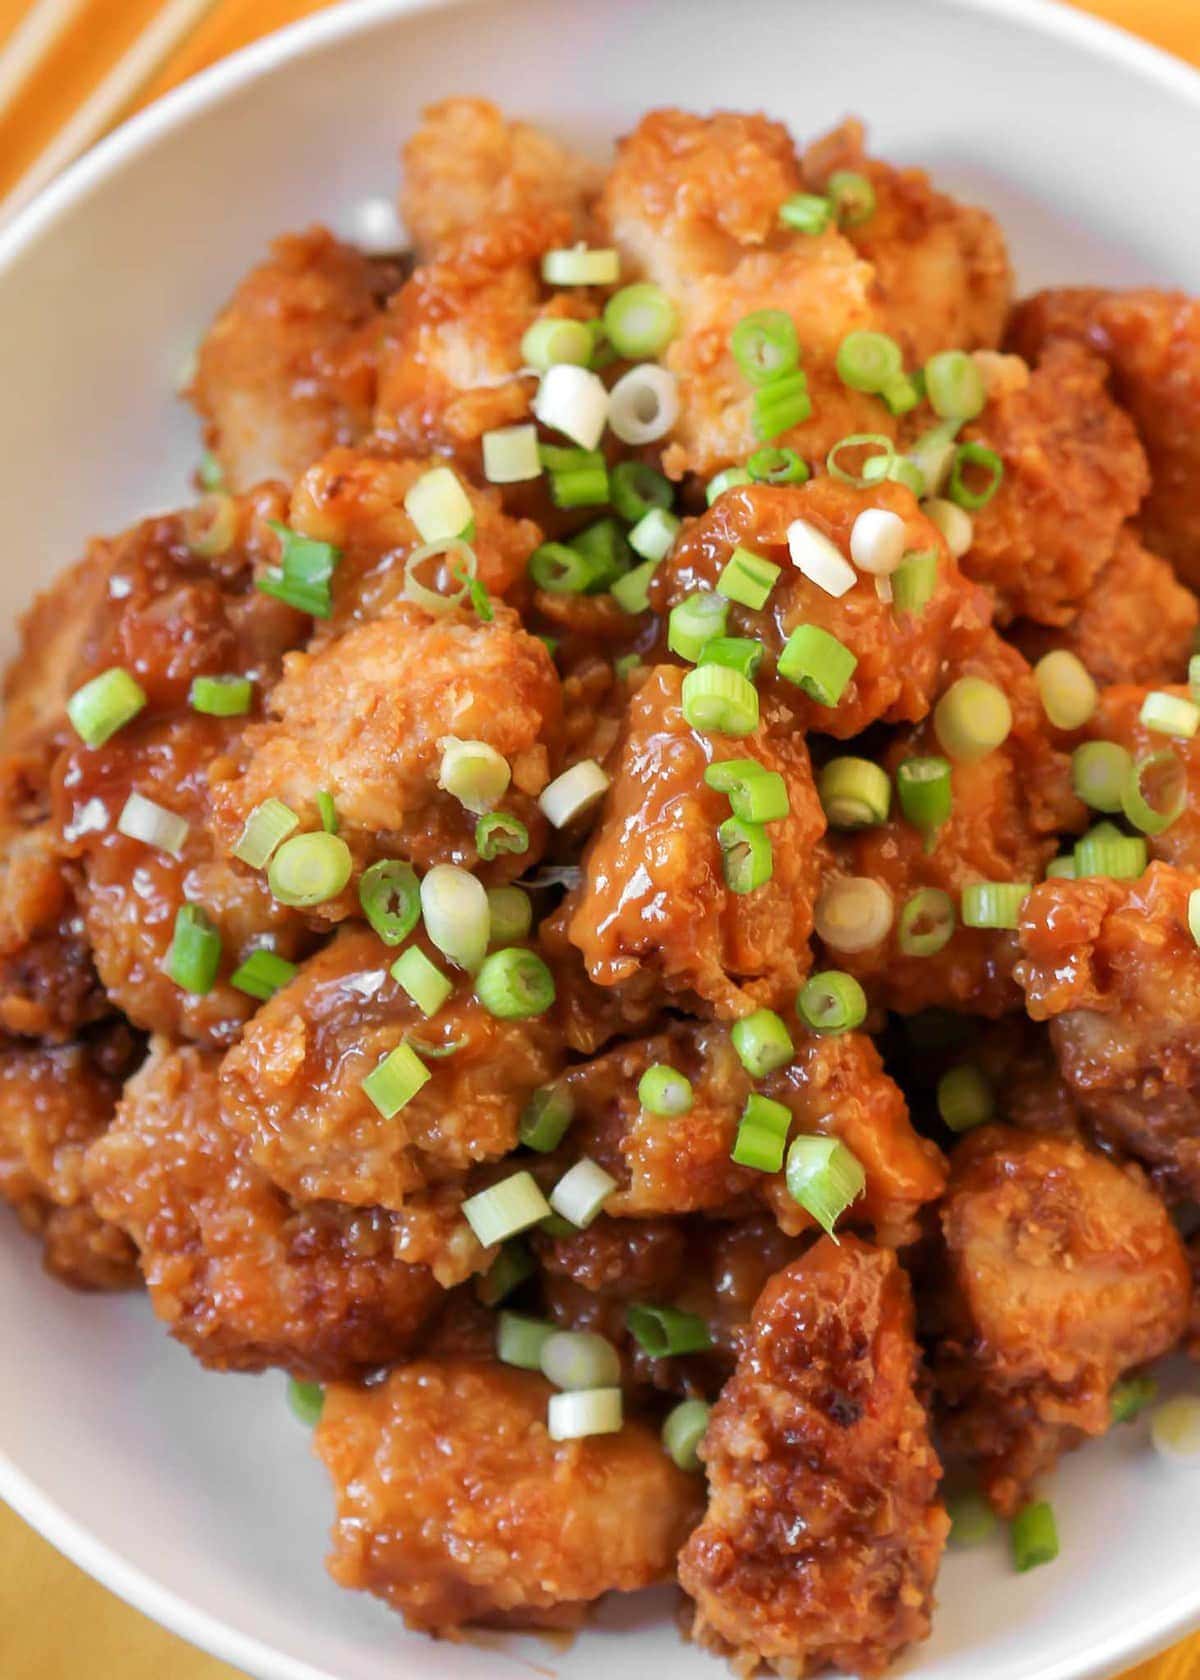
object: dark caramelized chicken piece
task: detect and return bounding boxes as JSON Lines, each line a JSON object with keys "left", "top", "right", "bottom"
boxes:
{"left": 678, "top": 1236, "right": 947, "bottom": 1678}
{"left": 933, "top": 1126, "right": 1189, "bottom": 1515}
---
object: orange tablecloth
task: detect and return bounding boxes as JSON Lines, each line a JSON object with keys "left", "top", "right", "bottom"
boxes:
{"left": 0, "top": 1, "right": 1198, "bottom": 1676}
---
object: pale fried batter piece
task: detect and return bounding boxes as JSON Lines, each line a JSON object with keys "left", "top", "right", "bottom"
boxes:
{"left": 678, "top": 1236, "right": 947, "bottom": 1679}
{"left": 933, "top": 1125, "right": 1189, "bottom": 1514}
{"left": 315, "top": 1358, "right": 702, "bottom": 1631}
{"left": 86, "top": 1041, "right": 444, "bottom": 1376}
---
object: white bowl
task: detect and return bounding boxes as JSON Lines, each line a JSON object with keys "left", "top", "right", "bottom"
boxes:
{"left": 2, "top": 2, "right": 1200, "bottom": 1676}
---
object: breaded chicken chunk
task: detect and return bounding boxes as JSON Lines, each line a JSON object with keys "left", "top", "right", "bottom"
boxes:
{"left": 315, "top": 1359, "right": 702, "bottom": 1631}
{"left": 1017, "top": 863, "right": 1200, "bottom": 1201}
{"left": 191, "top": 229, "right": 401, "bottom": 492}
{"left": 1009, "top": 287, "right": 1200, "bottom": 586}
{"left": 934, "top": 1126, "right": 1189, "bottom": 1514}
{"left": 86, "top": 1041, "right": 444, "bottom": 1376}
{"left": 566, "top": 665, "right": 825, "bottom": 1018}
{"left": 653, "top": 479, "right": 990, "bottom": 738}
{"left": 0, "top": 1027, "right": 140, "bottom": 1289}
{"left": 678, "top": 1237, "right": 947, "bottom": 1679}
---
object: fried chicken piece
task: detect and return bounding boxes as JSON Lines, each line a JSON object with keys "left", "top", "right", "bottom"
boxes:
{"left": 0, "top": 1027, "right": 140, "bottom": 1289}
{"left": 539, "top": 897, "right": 663, "bottom": 1055}
{"left": 825, "top": 631, "right": 1081, "bottom": 1016}
{"left": 802, "top": 118, "right": 1011, "bottom": 360}
{"left": 191, "top": 229, "right": 402, "bottom": 492}
{"left": 566, "top": 665, "right": 825, "bottom": 1018}
{"left": 1084, "top": 684, "right": 1200, "bottom": 871}
{"left": 1009, "top": 287, "right": 1200, "bottom": 586}
{"left": 1015, "top": 527, "right": 1197, "bottom": 687}
{"left": 959, "top": 340, "right": 1149, "bottom": 625}
{"left": 401, "top": 98, "right": 597, "bottom": 256}
{"left": 86, "top": 1041, "right": 444, "bottom": 1376}
{"left": 209, "top": 601, "right": 560, "bottom": 896}
{"left": 933, "top": 1126, "right": 1190, "bottom": 1514}
{"left": 652, "top": 478, "right": 990, "bottom": 737}
{"left": 678, "top": 1236, "right": 947, "bottom": 1678}
{"left": 219, "top": 925, "right": 561, "bottom": 1214}
{"left": 1017, "top": 862, "right": 1200, "bottom": 1201}
{"left": 565, "top": 1020, "right": 945, "bottom": 1247}
{"left": 315, "top": 1359, "right": 702, "bottom": 1632}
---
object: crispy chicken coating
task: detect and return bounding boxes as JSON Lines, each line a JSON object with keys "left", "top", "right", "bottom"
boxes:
{"left": 1017, "top": 862, "right": 1200, "bottom": 1200}
{"left": 191, "top": 229, "right": 401, "bottom": 492}
{"left": 678, "top": 1236, "right": 947, "bottom": 1679}
{"left": 933, "top": 1125, "right": 1190, "bottom": 1514}
{"left": 653, "top": 479, "right": 990, "bottom": 738}
{"left": 564, "top": 1020, "right": 945, "bottom": 1247}
{"left": 86, "top": 1041, "right": 444, "bottom": 1376}
{"left": 219, "top": 925, "right": 561, "bottom": 1215}
{"left": 0, "top": 1028, "right": 140, "bottom": 1289}
{"left": 959, "top": 340, "right": 1149, "bottom": 625}
{"left": 566, "top": 664, "right": 825, "bottom": 1018}
{"left": 315, "top": 1358, "right": 702, "bottom": 1631}
{"left": 1009, "top": 287, "right": 1200, "bottom": 586}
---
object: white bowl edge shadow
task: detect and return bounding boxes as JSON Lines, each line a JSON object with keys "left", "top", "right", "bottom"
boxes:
{"left": 1, "top": 0, "right": 1200, "bottom": 1677}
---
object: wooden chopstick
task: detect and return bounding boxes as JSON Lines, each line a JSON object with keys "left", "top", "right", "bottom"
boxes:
{"left": 0, "top": 0, "right": 219, "bottom": 227}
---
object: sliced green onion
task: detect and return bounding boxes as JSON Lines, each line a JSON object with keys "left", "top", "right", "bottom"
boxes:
{"left": 881, "top": 372, "right": 921, "bottom": 416}
{"left": 539, "top": 760, "right": 610, "bottom": 828}
{"left": 747, "top": 445, "right": 808, "bottom": 485}
{"left": 891, "top": 550, "right": 938, "bottom": 614}
{"left": 166, "top": 904, "right": 222, "bottom": 994}
{"left": 718, "top": 815, "right": 772, "bottom": 893}
{"left": 482, "top": 422, "right": 542, "bottom": 484}
{"left": 232, "top": 798, "right": 298, "bottom": 869}
{"left": 287, "top": 1379, "right": 324, "bottom": 1428}
{"left": 519, "top": 1086, "right": 574, "bottom": 1152}
{"left": 626, "top": 1303, "right": 711, "bottom": 1357}
{"left": 230, "top": 949, "right": 297, "bottom": 1001}
{"left": 836, "top": 330, "right": 903, "bottom": 395}
{"left": 1035, "top": 651, "right": 1097, "bottom": 731}
{"left": 542, "top": 245, "right": 619, "bottom": 286}
{"left": 1121, "top": 749, "right": 1187, "bottom": 836}
{"left": 637, "top": 1063, "right": 694, "bottom": 1116}
{"left": 777, "top": 624, "right": 856, "bottom": 705}
{"left": 420, "top": 864, "right": 490, "bottom": 972}
{"left": 1140, "top": 690, "right": 1200, "bottom": 739}
{"left": 925, "top": 496, "right": 974, "bottom": 559}
{"left": 610, "top": 460, "right": 673, "bottom": 524}
{"left": 1190, "top": 654, "right": 1200, "bottom": 701}
{"left": 717, "top": 546, "right": 781, "bottom": 611}
{"left": 961, "top": 881, "right": 1030, "bottom": 929}
{"left": 549, "top": 1157, "right": 617, "bottom": 1229}
{"left": 529, "top": 541, "right": 604, "bottom": 596}
{"left": 189, "top": 674, "right": 252, "bottom": 717}
{"left": 464, "top": 1171, "right": 551, "bottom": 1247}
{"left": 404, "top": 467, "right": 473, "bottom": 543}
{"left": 402, "top": 537, "right": 474, "bottom": 614}
{"left": 185, "top": 492, "right": 236, "bottom": 558}
{"left": 826, "top": 432, "right": 894, "bottom": 487}
{"left": 1011, "top": 1501, "right": 1059, "bottom": 1573}
{"left": 117, "top": 792, "right": 189, "bottom": 857}
{"left": 390, "top": 946, "right": 453, "bottom": 1017}
{"left": 1073, "top": 829, "right": 1147, "bottom": 880}
{"left": 474, "top": 947, "right": 555, "bottom": 1018}
{"left": 533, "top": 363, "right": 610, "bottom": 451}
{"left": 779, "top": 192, "right": 833, "bottom": 233}
{"left": 785, "top": 1134, "right": 865, "bottom": 1234}
{"left": 948, "top": 442, "right": 1004, "bottom": 510}
{"left": 361, "top": 1040, "right": 430, "bottom": 1117}
{"left": 938, "top": 1063, "right": 994, "bottom": 1132}
{"left": 1189, "top": 887, "right": 1200, "bottom": 948}
{"left": 487, "top": 884, "right": 532, "bottom": 944}
{"left": 730, "top": 309, "right": 799, "bottom": 386}
{"left": 66, "top": 667, "right": 146, "bottom": 747}
{"left": 827, "top": 169, "right": 876, "bottom": 226}
{"left": 850, "top": 508, "right": 907, "bottom": 576}
{"left": 476, "top": 1240, "right": 535, "bottom": 1307}
{"left": 628, "top": 508, "right": 680, "bottom": 563}
{"left": 682, "top": 665, "right": 760, "bottom": 737}
{"left": 909, "top": 420, "right": 962, "bottom": 498}
{"left": 948, "top": 1491, "right": 998, "bottom": 1549}
{"left": 547, "top": 1387, "right": 623, "bottom": 1441}
{"left": 197, "top": 450, "right": 224, "bottom": 491}
{"left": 497, "top": 1310, "right": 555, "bottom": 1370}
{"left": 603, "top": 283, "right": 677, "bottom": 359}
{"left": 614, "top": 654, "right": 643, "bottom": 681}
{"left": 549, "top": 461, "right": 610, "bottom": 509}
{"left": 572, "top": 517, "right": 632, "bottom": 587}
{"left": 437, "top": 738, "right": 511, "bottom": 816}
{"left": 813, "top": 876, "right": 894, "bottom": 953}
{"left": 540, "top": 1330, "right": 622, "bottom": 1391}
{"left": 934, "top": 677, "right": 1012, "bottom": 763}
{"left": 520, "top": 316, "right": 594, "bottom": 371}
{"left": 1046, "top": 855, "right": 1076, "bottom": 880}
{"left": 818, "top": 757, "right": 892, "bottom": 828}
{"left": 608, "top": 365, "right": 680, "bottom": 445}
{"left": 1110, "top": 1375, "right": 1158, "bottom": 1425}
{"left": 669, "top": 592, "right": 729, "bottom": 663}
{"left": 475, "top": 812, "right": 529, "bottom": 861}
{"left": 731, "top": 1091, "right": 792, "bottom": 1173}
{"left": 753, "top": 370, "right": 811, "bottom": 440}
{"left": 898, "top": 888, "right": 956, "bottom": 957}
{"left": 268, "top": 831, "right": 352, "bottom": 908}
{"left": 1072, "top": 741, "right": 1132, "bottom": 813}
{"left": 662, "top": 1398, "right": 710, "bottom": 1470}
{"left": 1149, "top": 1395, "right": 1200, "bottom": 1463}
{"left": 611, "top": 558, "right": 659, "bottom": 615}
{"left": 700, "top": 637, "right": 765, "bottom": 682}
{"left": 704, "top": 758, "right": 788, "bottom": 822}
{"left": 706, "top": 466, "right": 752, "bottom": 505}
{"left": 358, "top": 860, "right": 420, "bottom": 945}
{"left": 925, "top": 350, "right": 985, "bottom": 421}
{"left": 538, "top": 443, "right": 605, "bottom": 473}
{"left": 730, "top": 1008, "right": 793, "bottom": 1076}
{"left": 896, "top": 756, "right": 952, "bottom": 831}
{"left": 797, "top": 970, "right": 867, "bottom": 1034}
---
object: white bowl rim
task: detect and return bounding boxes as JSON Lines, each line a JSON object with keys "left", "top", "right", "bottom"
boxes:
{"left": 2, "top": 1, "right": 1200, "bottom": 1676}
